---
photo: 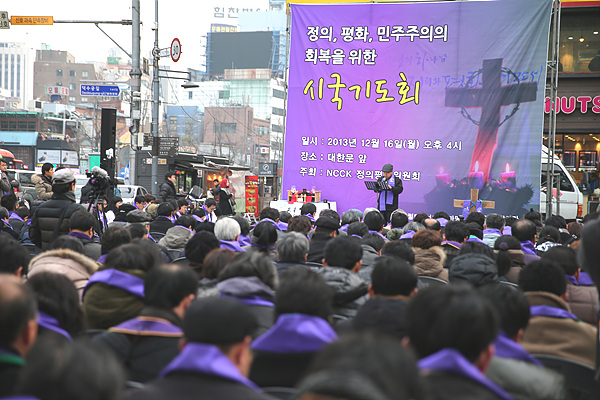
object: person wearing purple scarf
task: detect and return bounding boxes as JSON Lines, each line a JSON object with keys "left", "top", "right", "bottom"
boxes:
{"left": 441, "top": 220, "right": 469, "bottom": 268}
{"left": 215, "top": 217, "right": 246, "bottom": 252}
{"left": 407, "top": 284, "right": 514, "bottom": 400}
{"left": 480, "top": 284, "right": 567, "bottom": 400}
{"left": 67, "top": 210, "right": 102, "bottom": 261}
{"left": 511, "top": 219, "right": 540, "bottom": 264}
{"left": 125, "top": 297, "right": 272, "bottom": 400}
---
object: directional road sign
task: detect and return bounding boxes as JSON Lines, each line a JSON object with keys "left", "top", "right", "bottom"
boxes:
{"left": 80, "top": 85, "right": 121, "bottom": 97}
{"left": 154, "top": 137, "right": 180, "bottom": 157}
{"left": 10, "top": 16, "right": 53, "bottom": 25}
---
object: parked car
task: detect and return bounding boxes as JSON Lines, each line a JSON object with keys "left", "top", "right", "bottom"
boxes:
{"left": 6, "top": 170, "right": 38, "bottom": 201}
{"left": 117, "top": 185, "right": 149, "bottom": 204}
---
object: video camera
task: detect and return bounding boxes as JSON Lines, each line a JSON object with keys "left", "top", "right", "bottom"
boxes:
{"left": 86, "top": 166, "right": 111, "bottom": 194}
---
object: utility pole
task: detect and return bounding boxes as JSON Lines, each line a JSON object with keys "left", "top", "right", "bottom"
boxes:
{"left": 151, "top": 0, "right": 160, "bottom": 195}
{"left": 129, "top": 0, "right": 141, "bottom": 185}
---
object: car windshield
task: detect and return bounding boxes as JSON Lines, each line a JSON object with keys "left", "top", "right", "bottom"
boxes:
{"left": 119, "top": 186, "right": 136, "bottom": 197}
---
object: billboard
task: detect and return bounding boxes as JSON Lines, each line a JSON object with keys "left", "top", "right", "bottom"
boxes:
{"left": 209, "top": 31, "right": 274, "bottom": 75}
{"left": 283, "top": 0, "right": 553, "bottom": 217}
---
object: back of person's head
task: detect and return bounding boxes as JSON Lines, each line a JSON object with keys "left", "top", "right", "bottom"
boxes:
{"left": 297, "top": 333, "right": 422, "bottom": 400}
{"left": 320, "top": 209, "right": 341, "bottom": 223}
{"left": 192, "top": 207, "right": 206, "bottom": 220}
{"left": 300, "top": 202, "right": 317, "bottom": 216}
{"left": 279, "top": 211, "right": 292, "bottom": 224}
{"left": 449, "top": 253, "right": 498, "bottom": 287}
{"left": 107, "top": 196, "right": 122, "bottom": 213}
{"left": 465, "top": 212, "right": 485, "bottom": 229}
{"left": 131, "top": 238, "right": 164, "bottom": 270}
{"left": 324, "top": 236, "right": 362, "bottom": 270}
{"left": 390, "top": 211, "right": 409, "bottom": 229}
{"left": 371, "top": 257, "right": 417, "bottom": 297}
{"left": 0, "top": 274, "right": 37, "bottom": 349}
{"left": 541, "top": 245, "right": 578, "bottom": 276}
{"left": 546, "top": 215, "right": 567, "bottom": 230}
{"left": 494, "top": 235, "right": 522, "bottom": 277}
{"left": 275, "top": 268, "right": 333, "bottom": 320}
{"left": 519, "top": 259, "right": 566, "bottom": 296}
{"left": 157, "top": 202, "right": 173, "bottom": 217}
{"left": 41, "top": 162, "right": 54, "bottom": 174}
{"left": 494, "top": 235, "right": 522, "bottom": 251}
{"left": 537, "top": 225, "right": 560, "bottom": 245}
{"left": 485, "top": 213, "right": 505, "bottom": 230}
{"left": 341, "top": 210, "right": 360, "bottom": 226}
{"left": 364, "top": 210, "right": 385, "bottom": 232}
{"left": 413, "top": 213, "right": 429, "bottom": 224}
{"left": 523, "top": 208, "right": 543, "bottom": 226}
{"left": 252, "top": 221, "right": 278, "bottom": 249}
{"left": 134, "top": 195, "right": 146, "bottom": 205}
{"left": 433, "top": 211, "right": 451, "bottom": 220}
{"left": 582, "top": 212, "right": 600, "bottom": 225}
{"left": 444, "top": 221, "right": 469, "bottom": 243}
{"left": 214, "top": 217, "right": 241, "bottom": 241}
{"left": 203, "top": 249, "right": 236, "bottom": 280}
{"left": 185, "top": 231, "right": 220, "bottom": 266}
{"left": 459, "top": 241, "right": 495, "bottom": 259}
{"left": 402, "top": 221, "right": 425, "bottom": 235}
{"left": 423, "top": 218, "right": 441, "bottom": 231}
{"left": 144, "top": 264, "right": 198, "bottom": 309}
{"left": 218, "top": 251, "right": 278, "bottom": 289}
{"left": 276, "top": 232, "right": 309, "bottom": 262}
{"left": 1, "top": 193, "right": 18, "bottom": 211}
{"left": 478, "top": 284, "right": 530, "bottom": 339}
{"left": 231, "top": 215, "right": 251, "bottom": 236}
{"left": 505, "top": 216, "right": 518, "bottom": 227}
{"left": 195, "top": 221, "right": 215, "bottom": 233}
{"left": 26, "top": 272, "right": 84, "bottom": 339}
{"left": 16, "top": 336, "right": 124, "bottom": 400}
{"left": 567, "top": 222, "right": 582, "bottom": 238}
{"left": 287, "top": 215, "right": 312, "bottom": 236}
{"left": 0, "top": 206, "right": 9, "bottom": 220}
{"left": 381, "top": 241, "right": 415, "bottom": 265}
{"left": 127, "top": 223, "right": 147, "bottom": 239}
{"left": 183, "top": 296, "right": 258, "bottom": 345}
{"left": 48, "top": 235, "right": 85, "bottom": 255}
{"left": 577, "top": 217, "right": 600, "bottom": 285}
{"left": 512, "top": 219, "right": 537, "bottom": 242}
{"left": 361, "top": 233, "right": 385, "bottom": 253}
{"left": 259, "top": 207, "right": 280, "bottom": 221}
{"left": 100, "top": 226, "right": 132, "bottom": 255}
{"left": 15, "top": 206, "right": 29, "bottom": 220}
{"left": 347, "top": 221, "right": 369, "bottom": 237}
{"left": 175, "top": 215, "right": 197, "bottom": 230}
{"left": 466, "top": 222, "right": 483, "bottom": 240}
{"left": 0, "top": 236, "right": 31, "bottom": 276}
{"left": 176, "top": 198, "right": 188, "bottom": 209}
{"left": 412, "top": 229, "right": 441, "bottom": 249}
{"left": 69, "top": 210, "right": 96, "bottom": 232}
{"left": 104, "top": 243, "right": 156, "bottom": 272}
{"left": 406, "top": 284, "right": 498, "bottom": 362}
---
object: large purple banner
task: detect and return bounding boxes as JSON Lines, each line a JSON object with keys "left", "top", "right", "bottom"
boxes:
{"left": 283, "top": 0, "right": 553, "bottom": 218}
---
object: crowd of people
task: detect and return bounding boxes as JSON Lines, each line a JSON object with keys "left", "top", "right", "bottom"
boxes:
{"left": 0, "top": 166, "right": 600, "bottom": 400}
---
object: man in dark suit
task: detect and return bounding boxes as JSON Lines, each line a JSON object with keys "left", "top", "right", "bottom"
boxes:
{"left": 376, "top": 164, "right": 403, "bottom": 224}
{"left": 149, "top": 203, "right": 175, "bottom": 235}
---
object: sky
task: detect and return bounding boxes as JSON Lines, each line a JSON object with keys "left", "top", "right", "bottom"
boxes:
{"left": 2, "top": 1, "right": 219, "bottom": 70}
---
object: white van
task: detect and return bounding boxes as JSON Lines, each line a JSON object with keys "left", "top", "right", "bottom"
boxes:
{"left": 540, "top": 146, "right": 583, "bottom": 221}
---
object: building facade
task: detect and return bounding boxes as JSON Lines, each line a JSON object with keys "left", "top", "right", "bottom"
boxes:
{"left": 0, "top": 42, "right": 34, "bottom": 109}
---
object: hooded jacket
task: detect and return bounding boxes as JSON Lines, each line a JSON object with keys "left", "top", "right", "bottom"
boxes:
{"left": 318, "top": 266, "right": 368, "bottom": 323}
{"left": 158, "top": 226, "right": 193, "bottom": 251}
{"left": 29, "top": 248, "right": 98, "bottom": 299}
{"left": 413, "top": 246, "right": 448, "bottom": 281}
{"left": 358, "top": 244, "right": 379, "bottom": 284}
{"left": 32, "top": 174, "right": 53, "bottom": 200}
{"left": 566, "top": 280, "right": 599, "bottom": 325}
{"left": 448, "top": 253, "right": 498, "bottom": 287}
{"left": 493, "top": 249, "right": 525, "bottom": 284}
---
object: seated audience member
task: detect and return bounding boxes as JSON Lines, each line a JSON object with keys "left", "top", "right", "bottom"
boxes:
{"left": 133, "top": 195, "right": 148, "bottom": 211}
{"left": 98, "top": 226, "right": 132, "bottom": 264}
{"left": 363, "top": 210, "right": 388, "bottom": 241}
{"left": 245, "top": 221, "right": 278, "bottom": 260}
{"left": 503, "top": 217, "right": 517, "bottom": 236}
{"left": 128, "top": 223, "right": 149, "bottom": 240}
{"left": 26, "top": 272, "right": 85, "bottom": 342}
{"left": 250, "top": 268, "right": 336, "bottom": 388}
{"left": 412, "top": 229, "right": 448, "bottom": 281}
{"left": 286, "top": 215, "right": 312, "bottom": 237}
{"left": 346, "top": 221, "right": 369, "bottom": 239}
{"left": 358, "top": 233, "right": 385, "bottom": 283}
{"left": 307, "top": 216, "right": 340, "bottom": 264}
{"left": 479, "top": 284, "right": 567, "bottom": 400}
{"left": 483, "top": 214, "right": 505, "bottom": 247}
{"left": 458, "top": 241, "right": 496, "bottom": 258}
{"left": 399, "top": 221, "right": 425, "bottom": 242}
{"left": 518, "top": 259, "right": 597, "bottom": 368}
{"left": 512, "top": 219, "right": 540, "bottom": 263}
{"left": 441, "top": 221, "right": 469, "bottom": 267}
{"left": 83, "top": 243, "right": 155, "bottom": 330}
{"left": 215, "top": 217, "right": 246, "bottom": 252}
{"left": 105, "top": 196, "right": 122, "bottom": 225}
{"left": 11, "top": 206, "right": 29, "bottom": 238}
{"left": 254, "top": 207, "right": 284, "bottom": 239}
{"left": 352, "top": 257, "right": 418, "bottom": 339}
{"left": 381, "top": 240, "right": 415, "bottom": 265}
{"left": 542, "top": 246, "right": 599, "bottom": 325}
{"left": 318, "top": 236, "right": 368, "bottom": 323}
{"left": 406, "top": 284, "right": 511, "bottom": 400}
{"left": 423, "top": 218, "right": 441, "bottom": 231}
{"left": 174, "top": 199, "right": 188, "bottom": 219}
{"left": 534, "top": 225, "right": 561, "bottom": 255}
{"left": 545, "top": 215, "right": 573, "bottom": 245}
{"left": 0, "top": 206, "right": 18, "bottom": 239}
{"left": 126, "top": 297, "right": 271, "bottom": 400}
{"left": 340, "top": 210, "right": 361, "bottom": 233}
{"left": 523, "top": 209, "right": 543, "bottom": 230}
{"left": 158, "top": 215, "right": 196, "bottom": 258}
{"left": 201, "top": 198, "right": 218, "bottom": 223}
{"left": 449, "top": 252, "right": 498, "bottom": 287}
{"left": 278, "top": 211, "right": 291, "bottom": 231}
{"left": 47, "top": 235, "right": 85, "bottom": 254}
{"left": 434, "top": 211, "right": 451, "bottom": 227}
{"left": 0, "top": 275, "right": 37, "bottom": 397}
{"left": 578, "top": 217, "right": 600, "bottom": 294}
{"left": 0, "top": 236, "right": 31, "bottom": 278}
{"left": 300, "top": 202, "right": 317, "bottom": 223}
{"left": 493, "top": 235, "right": 525, "bottom": 284}
{"left": 198, "top": 249, "right": 236, "bottom": 297}
{"left": 465, "top": 222, "right": 485, "bottom": 244}
{"left": 217, "top": 252, "right": 278, "bottom": 336}
{"left": 275, "top": 232, "right": 311, "bottom": 275}
{"left": 149, "top": 203, "right": 174, "bottom": 235}
{"left": 386, "top": 211, "right": 409, "bottom": 240}
{"left": 320, "top": 210, "right": 346, "bottom": 237}
{"left": 413, "top": 212, "right": 429, "bottom": 225}
{"left": 191, "top": 207, "right": 205, "bottom": 224}
{"left": 2, "top": 194, "right": 23, "bottom": 233}
{"left": 567, "top": 221, "right": 582, "bottom": 240}
{"left": 231, "top": 215, "right": 251, "bottom": 247}
{"left": 94, "top": 264, "right": 198, "bottom": 383}
{"left": 17, "top": 336, "right": 124, "bottom": 400}
{"left": 465, "top": 211, "right": 485, "bottom": 230}
{"left": 68, "top": 210, "right": 102, "bottom": 260}
{"left": 184, "top": 231, "right": 221, "bottom": 276}
{"left": 294, "top": 333, "right": 422, "bottom": 400}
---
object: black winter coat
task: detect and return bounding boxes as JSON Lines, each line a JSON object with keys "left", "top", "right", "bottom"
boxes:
{"left": 29, "top": 192, "right": 84, "bottom": 250}
{"left": 159, "top": 180, "right": 176, "bottom": 202}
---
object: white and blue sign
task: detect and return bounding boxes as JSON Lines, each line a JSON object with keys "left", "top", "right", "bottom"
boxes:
{"left": 80, "top": 85, "right": 121, "bottom": 97}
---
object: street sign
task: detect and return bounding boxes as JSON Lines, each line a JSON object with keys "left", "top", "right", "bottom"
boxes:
{"left": 45, "top": 86, "right": 69, "bottom": 96}
{"left": 154, "top": 137, "right": 180, "bottom": 157}
{"left": 258, "top": 162, "right": 277, "bottom": 177}
{"left": 10, "top": 16, "right": 53, "bottom": 25}
{"left": 0, "top": 12, "right": 9, "bottom": 29}
{"left": 80, "top": 85, "right": 121, "bottom": 97}
{"left": 170, "top": 38, "right": 181, "bottom": 62}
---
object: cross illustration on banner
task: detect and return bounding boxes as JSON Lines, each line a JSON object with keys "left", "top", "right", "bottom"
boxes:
{"left": 454, "top": 189, "right": 495, "bottom": 219}
{"left": 445, "top": 58, "right": 538, "bottom": 182}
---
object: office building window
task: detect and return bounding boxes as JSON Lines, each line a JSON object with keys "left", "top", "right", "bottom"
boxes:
{"left": 81, "top": 70, "right": 88, "bottom": 78}
{"left": 56, "top": 69, "right": 63, "bottom": 77}
{"left": 70, "top": 70, "right": 76, "bottom": 77}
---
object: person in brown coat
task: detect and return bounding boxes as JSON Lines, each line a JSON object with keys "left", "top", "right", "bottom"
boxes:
{"left": 494, "top": 235, "right": 525, "bottom": 284}
{"left": 519, "top": 259, "right": 596, "bottom": 368}
{"left": 412, "top": 229, "right": 448, "bottom": 281}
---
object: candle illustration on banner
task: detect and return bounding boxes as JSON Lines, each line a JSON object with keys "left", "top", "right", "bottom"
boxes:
{"left": 500, "top": 163, "right": 516, "bottom": 187}
{"left": 468, "top": 161, "right": 484, "bottom": 190}
{"left": 435, "top": 167, "right": 450, "bottom": 186}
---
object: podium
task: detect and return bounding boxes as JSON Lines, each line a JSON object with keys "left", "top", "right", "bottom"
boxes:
{"left": 287, "top": 190, "right": 322, "bottom": 203}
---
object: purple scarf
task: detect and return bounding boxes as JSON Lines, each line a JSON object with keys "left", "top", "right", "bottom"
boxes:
{"left": 418, "top": 349, "right": 514, "bottom": 400}
{"left": 97, "top": 254, "right": 108, "bottom": 264}
{"left": 494, "top": 332, "right": 542, "bottom": 366}
{"left": 82, "top": 269, "right": 145, "bottom": 300}
{"left": 220, "top": 240, "right": 247, "bottom": 252}
{"left": 466, "top": 236, "right": 486, "bottom": 244}
{"left": 339, "top": 224, "right": 349, "bottom": 232}
{"left": 159, "top": 342, "right": 259, "bottom": 391}
{"left": 8, "top": 212, "right": 24, "bottom": 223}
{"left": 239, "top": 234, "right": 252, "bottom": 247}
{"left": 302, "top": 213, "right": 315, "bottom": 222}
{"left": 252, "top": 314, "right": 337, "bottom": 353}
{"left": 578, "top": 271, "right": 594, "bottom": 286}
{"left": 520, "top": 241, "right": 537, "bottom": 255}
{"left": 68, "top": 231, "right": 92, "bottom": 241}
{"left": 379, "top": 175, "right": 395, "bottom": 211}
{"left": 483, "top": 228, "right": 502, "bottom": 236}
{"left": 436, "top": 218, "right": 449, "bottom": 227}
{"left": 38, "top": 311, "right": 72, "bottom": 341}
{"left": 277, "top": 221, "right": 288, "bottom": 231}
{"left": 192, "top": 214, "right": 204, "bottom": 223}
{"left": 400, "top": 230, "right": 415, "bottom": 240}
{"left": 220, "top": 294, "right": 275, "bottom": 307}
{"left": 203, "top": 206, "right": 215, "bottom": 222}
{"left": 259, "top": 218, "right": 281, "bottom": 231}
{"left": 110, "top": 316, "right": 183, "bottom": 337}
{"left": 368, "top": 230, "right": 389, "bottom": 241}
{"left": 441, "top": 240, "right": 462, "bottom": 249}
{"left": 530, "top": 305, "right": 578, "bottom": 321}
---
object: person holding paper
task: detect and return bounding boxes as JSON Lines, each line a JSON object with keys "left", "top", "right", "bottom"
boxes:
{"left": 376, "top": 164, "right": 403, "bottom": 224}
